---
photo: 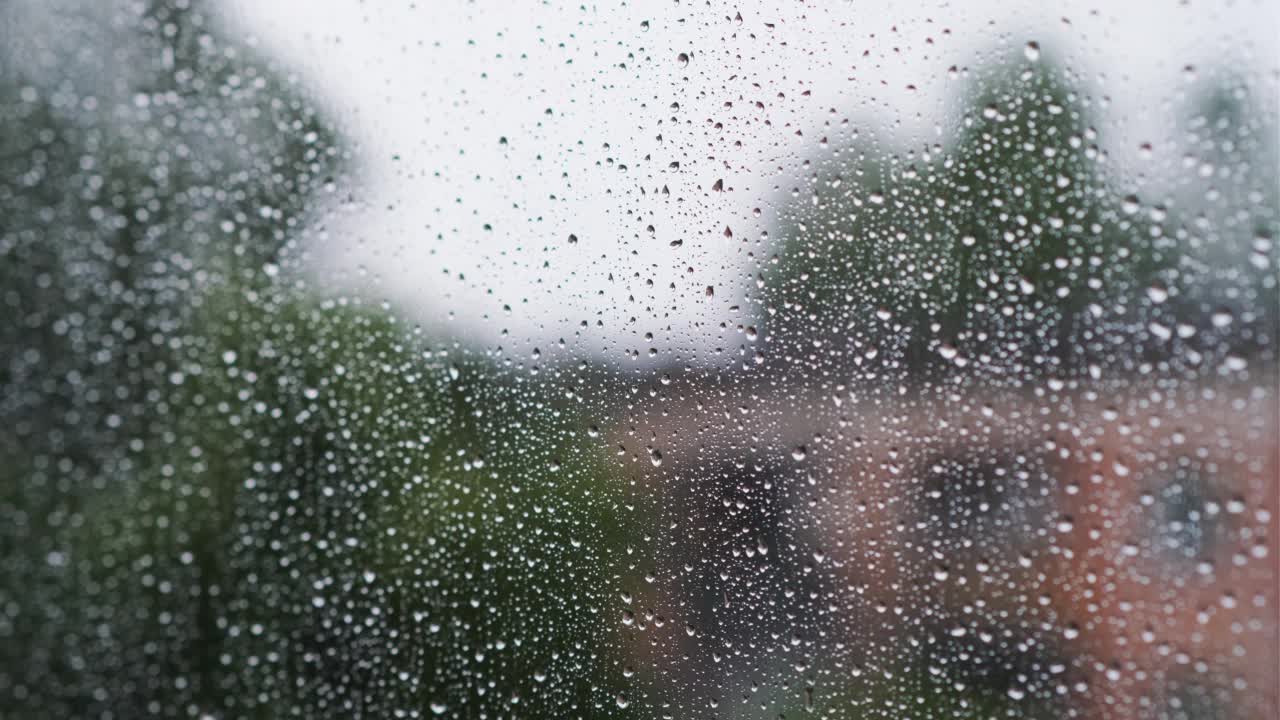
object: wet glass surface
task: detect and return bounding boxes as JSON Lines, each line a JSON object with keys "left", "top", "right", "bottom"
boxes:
{"left": 1, "top": 1, "right": 1276, "bottom": 718}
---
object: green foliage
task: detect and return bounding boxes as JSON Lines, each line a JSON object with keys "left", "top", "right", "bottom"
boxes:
{"left": 2, "top": 2, "right": 641, "bottom": 717}
{"left": 60, "top": 287, "right": 638, "bottom": 718}
{"left": 767, "top": 50, "right": 1276, "bottom": 387}
{"left": 0, "top": 1, "right": 346, "bottom": 712}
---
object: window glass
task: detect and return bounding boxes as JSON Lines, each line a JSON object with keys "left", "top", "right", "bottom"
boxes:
{"left": 1, "top": 1, "right": 1275, "bottom": 719}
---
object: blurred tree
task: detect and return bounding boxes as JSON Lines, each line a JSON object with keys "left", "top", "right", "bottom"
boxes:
{"left": 765, "top": 51, "right": 1179, "bottom": 390}
{"left": 1163, "top": 73, "right": 1279, "bottom": 370}
{"left": 0, "top": 2, "right": 643, "bottom": 718}
{"left": 70, "top": 287, "right": 639, "bottom": 718}
{"left": 0, "top": 0, "right": 342, "bottom": 713}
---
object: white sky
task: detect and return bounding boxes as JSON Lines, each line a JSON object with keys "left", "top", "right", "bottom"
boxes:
{"left": 221, "top": 0, "right": 1279, "bottom": 367}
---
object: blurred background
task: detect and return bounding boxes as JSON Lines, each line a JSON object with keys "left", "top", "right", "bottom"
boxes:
{"left": 1, "top": 1, "right": 1276, "bottom": 718}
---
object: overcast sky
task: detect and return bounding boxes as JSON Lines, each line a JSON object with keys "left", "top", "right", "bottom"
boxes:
{"left": 221, "top": 0, "right": 1278, "bottom": 367}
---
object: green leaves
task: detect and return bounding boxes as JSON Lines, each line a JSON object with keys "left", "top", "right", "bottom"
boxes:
{"left": 771, "top": 51, "right": 1277, "bottom": 390}
{"left": 768, "top": 53, "right": 1172, "bottom": 385}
